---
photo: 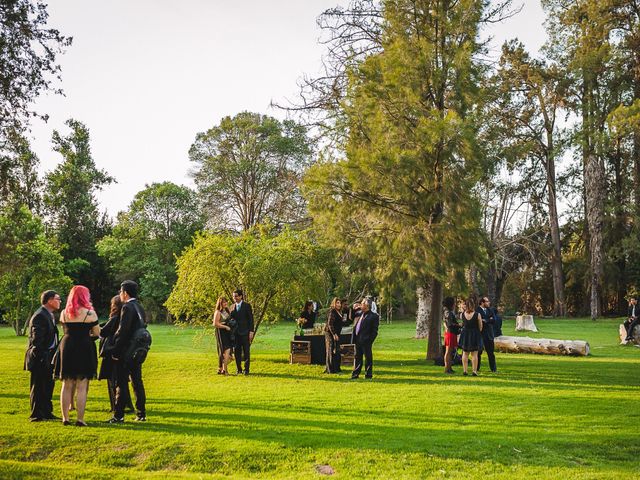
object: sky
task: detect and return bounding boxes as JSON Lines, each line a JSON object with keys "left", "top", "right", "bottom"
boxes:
{"left": 29, "top": 1, "right": 548, "bottom": 217}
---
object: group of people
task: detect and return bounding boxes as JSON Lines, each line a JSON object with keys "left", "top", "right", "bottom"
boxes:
{"left": 323, "top": 297, "right": 379, "bottom": 379}
{"left": 443, "top": 295, "right": 502, "bottom": 376}
{"left": 24, "top": 281, "right": 148, "bottom": 425}
{"left": 212, "top": 289, "right": 254, "bottom": 375}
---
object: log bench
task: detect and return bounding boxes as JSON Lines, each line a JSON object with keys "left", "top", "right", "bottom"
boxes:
{"left": 494, "top": 335, "right": 590, "bottom": 356}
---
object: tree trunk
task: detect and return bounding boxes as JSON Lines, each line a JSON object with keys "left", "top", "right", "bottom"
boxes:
{"left": 584, "top": 150, "right": 605, "bottom": 320}
{"left": 548, "top": 190, "right": 566, "bottom": 317}
{"left": 426, "top": 277, "right": 443, "bottom": 360}
{"left": 494, "top": 335, "right": 590, "bottom": 356}
{"left": 415, "top": 282, "right": 431, "bottom": 339}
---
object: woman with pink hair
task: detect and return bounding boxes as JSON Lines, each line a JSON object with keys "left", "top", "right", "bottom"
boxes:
{"left": 56, "top": 285, "right": 100, "bottom": 426}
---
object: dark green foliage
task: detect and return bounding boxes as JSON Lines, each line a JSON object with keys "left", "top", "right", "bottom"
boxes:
{"left": 98, "top": 182, "right": 204, "bottom": 321}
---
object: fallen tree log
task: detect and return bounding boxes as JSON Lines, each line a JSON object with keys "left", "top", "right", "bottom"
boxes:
{"left": 494, "top": 335, "right": 590, "bottom": 356}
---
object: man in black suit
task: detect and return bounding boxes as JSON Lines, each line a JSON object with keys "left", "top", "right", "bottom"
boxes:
{"left": 231, "top": 289, "right": 254, "bottom": 375}
{"left": 624, "top": 297, "right": 639, "bottom": 342}
{"left": 24, "top": 290, "right": 61, "bottom": 421}
{"left": 477, "top": 296, "right": 497, "bottom": 373}
{"left": 107, "top": 280, "right": 147, "bottom": 423}
{"left": 351, "top": 298, "right": 379, "bottom": 379}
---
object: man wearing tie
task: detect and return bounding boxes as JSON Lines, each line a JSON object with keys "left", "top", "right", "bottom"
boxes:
{"left": 477, "top": 296, "right": 497, "bottom": 373}
{"left": 231, "top": 289, "right": 254, "bottom": 375}
{"left": 24, "top": 290, "right": 61, "bottom": 421}
{"left": 624, "top": 297, "right": 639, "bottom": 342}
{"left": 351, "top": 298, "right": 379, "bottom": 380}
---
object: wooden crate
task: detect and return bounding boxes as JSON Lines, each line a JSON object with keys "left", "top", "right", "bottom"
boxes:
{"left": 340, "top": 343, "right": 355, "bottom": 366}
{"left": 290, "top": 340, "right": 311, "bottom": 364}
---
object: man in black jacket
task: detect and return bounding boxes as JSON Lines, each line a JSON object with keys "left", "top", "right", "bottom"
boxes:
{"left": 351, "top": 298, "right": 379, "bottom": 379}
{"left": 107, "top": 280, "right": 147, "bottom": 423}
{"left": 24, "top": 290, "right": 61, "bottom": 421}
{"left": 477, "top": 296, "right": 498, "bottom": 373}
{"left": 624, "top": 297, "right": 639, "bottom": 342}
{"left": 231, "top": 289, "right": 254, "bottom": 375}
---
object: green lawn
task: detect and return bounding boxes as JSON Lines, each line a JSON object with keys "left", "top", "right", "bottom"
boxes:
{"left": 0, "top": 318, "right": 638, "bottom": 479}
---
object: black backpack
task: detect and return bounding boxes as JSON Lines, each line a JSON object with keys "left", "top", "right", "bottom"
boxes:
{"left": 124, "top": 304, "right": 152, "bottom": 365}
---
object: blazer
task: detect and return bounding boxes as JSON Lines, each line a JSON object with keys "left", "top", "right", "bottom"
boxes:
{"left": 325, "top": 309, "right": 349, "bottom": 336}
{"left": 113, "top": 299, "right": 146, "bottom": 358}
{"left": 476, "top": 306, "right": 495, "bottom": 341}
{"left": 628, "top": 304, "right": 638, "bottom": 319}
{"left": 352, "top": 310, "right": 379, "bottom": 345}
{"left": 230, "top": 301, "right": 254, "bottom": 336}
{"left": 24, "top": 306, "right": 59, "bottom": 371}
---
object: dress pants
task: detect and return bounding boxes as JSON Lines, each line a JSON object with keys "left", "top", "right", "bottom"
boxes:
{"left": 324, "top": 332, "right": 341, "bottom": 373}
{"left": 29, "top": 357, "right": 55, "bottom": 419}
{"left": 234, "top": 333, "right": 251, "bottom": 373}
{"left": 114, "top": 360, "right": 146, "bottom": 418}
{"left": 478, "top": 334, "right": 497, "bottom": 372}
{"left": 625, "top": 319, "right": 640, "bottom": 339}
{"left": 352, "top": 341, "right": 373, "bottom": 378}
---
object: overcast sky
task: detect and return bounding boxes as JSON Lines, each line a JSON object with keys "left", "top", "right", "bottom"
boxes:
{"left": 30, "top": 1, "right": 548, "bottom": 216}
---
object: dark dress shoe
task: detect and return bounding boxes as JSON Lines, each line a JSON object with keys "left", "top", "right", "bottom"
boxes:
{"left": 135, "top": 415, "right": 146, "bottom": 422}
{"left": 236, "top": 370, "right": 243, "bottom": 375}
{"left": 106, "top": 417, "right": 124, "bottom": 424}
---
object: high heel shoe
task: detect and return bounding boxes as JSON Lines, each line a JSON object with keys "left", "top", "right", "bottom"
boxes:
{"left": 75, "top": 420, "right": 87, "bottom": 427}
{"left": 62, "top": 420, "right": 71, "bottom": 426}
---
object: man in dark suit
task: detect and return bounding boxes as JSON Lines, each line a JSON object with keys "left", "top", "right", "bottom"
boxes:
{"left": 351, "top": 298, "right": 379, "bottom": 379}
{"left": 477, "top": 296, "right": 497, "bottom": 373}
{"left": 24, "top": 290, "right": 61, "bottom": 421}
{"left": 624, "top": 297, "right": 639, "bottom": 342}
{"left": 107, "top": 280, "right": 147, "bottom": 423}
{"left": 231, "top": 289, "right": 254, "bottom": 375}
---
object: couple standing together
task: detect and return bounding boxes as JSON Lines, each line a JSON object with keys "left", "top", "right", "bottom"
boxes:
{"left": 213, "top": 289, "right": 254, "bottom": 375}
{"left": 325, "top": 297, "right": 379, "bottom": 379}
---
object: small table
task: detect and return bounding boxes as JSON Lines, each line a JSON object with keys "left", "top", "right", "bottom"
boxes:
{"left": 293, "top": 333, "right": 353, "bottom": 365}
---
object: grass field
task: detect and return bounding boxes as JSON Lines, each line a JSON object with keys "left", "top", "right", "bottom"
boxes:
{"left": 0, "top": 318, "right": 638, "bottom": 479}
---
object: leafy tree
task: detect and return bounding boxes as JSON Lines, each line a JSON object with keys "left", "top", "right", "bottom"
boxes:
{"left": 0, "top": 131, "right": 42, "bottom": 212}
{"left": 303, "top": 0, "right": 514, "bottom": 358}
{"left": 44, "top": 119, "right": 114, "bottom": 309}
{"left": 98, "top": 182, "right": 204, "bottom": 320}
{"left": 189, "top": 112, "right": 313, "bottom": 231}
{"left": 0, "top": 0, "right": 71, "bottom": 141}
{"left": 489, "top": 40, "right": 569, "bottom": 315}
{"left": 0, "top": 205, "right": 71, "bottom": 335}
{"left": 166, "top": 227, "right": 332, "bottom": 333}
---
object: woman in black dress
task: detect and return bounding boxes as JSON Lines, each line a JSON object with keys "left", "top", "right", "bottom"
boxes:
{"left": 213, "top": 296, "right": 235, "bottom": 375}
{"left": 299, "top": 301, "right": 315, "bottom": 329}
{"left": 57, "top": 285, "right": 100, "bottom": 426}
{"left": 324, "top": 297, "right": 347, "bottom": 373}
{"left": 460, "top": 295, "right": 483, "bottom": 376}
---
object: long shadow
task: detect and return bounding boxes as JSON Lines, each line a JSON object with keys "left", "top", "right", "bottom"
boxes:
{"left": 86, "top": 403, "right": 639, "bottom": 471}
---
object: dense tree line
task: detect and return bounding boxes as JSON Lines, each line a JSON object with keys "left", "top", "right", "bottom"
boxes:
{"left": 3, "top": 0, "right": 640, "bottom": 353}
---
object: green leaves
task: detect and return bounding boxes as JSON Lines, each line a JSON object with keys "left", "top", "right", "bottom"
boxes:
{"left": 166, "top": 228, "right": 332, "bottom": 332}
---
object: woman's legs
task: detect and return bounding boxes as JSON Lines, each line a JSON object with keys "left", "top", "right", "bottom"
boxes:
{"left": 461, "top": 351, "right": 469, "bottom": 374}
{"left": 444, "top": 346, "right": 452, "bottom": 372}
{"left": 222, "top": 348, "right": 231, "bottom": 374}
{"left": 60, "top": 379, "right": 75, "bottom": 421}
{"left": 471, "top": 351, "right": 479, "bottom": 374}
{"left": 75, "top": 379, "right": 89, "bottom": 423}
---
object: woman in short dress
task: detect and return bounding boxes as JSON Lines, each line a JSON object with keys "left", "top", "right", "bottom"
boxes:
{"left": 213, "top": 296, "right": 235, "bottom": 375}
{"left": 443, "top": 296, "right": 460, "bottom": 374}
{"left": 57, "top": 285, "right": 100, "bottom": 426}
{"left": 325, "top": 297, "right": 347, "bottom": 374}
{"left": 460, "top": 295, "right": 483, "bottom": 376}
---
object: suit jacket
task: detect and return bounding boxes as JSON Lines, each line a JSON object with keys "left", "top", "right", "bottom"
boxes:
{"left": 628, "top": 304, "right": 638, "bottom": 319}
{"left": 352, "top": 310, "right": 379, "bottom": 345}
{"left": 230, "top": 301, "right": 254, "bottom": 336}
{"left": 491, "top": 307, "right": 503, "bottom": 337}
{"left": 24, "top": 306, "right": 59, "bottom": 371}
{"left": 477, "top": 306, "right": 495, "bottom": 341}
{"left": 113, "top": 299, "right": 146, "bottom": 358}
